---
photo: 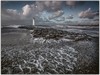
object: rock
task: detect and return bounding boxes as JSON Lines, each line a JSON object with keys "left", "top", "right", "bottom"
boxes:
{"left": 2, "top": 68, "right": 9, "bottom": 74}
{"left": 12, "top": 66, "right": 23, "bottom": 74}
{"left": 31, "top": 67, "right": 38, "bottom": 74}
{"left": 31, "top": 27, "right": 92, "bottom": 41}
{"left": 23, "top": 67, "right": 31, "bottom": 74}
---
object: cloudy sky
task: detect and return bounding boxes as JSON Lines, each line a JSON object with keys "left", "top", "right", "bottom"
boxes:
{"left": 1, "top": 1, "right": 99, "bottom": 25}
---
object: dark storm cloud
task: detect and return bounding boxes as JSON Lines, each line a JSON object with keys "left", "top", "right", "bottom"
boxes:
{"left": 1, "top": 8, "right": 32, "bottom": 25}
{"left": 93, "top": 18, "right": 99, "bottom": 21}
{"left": 66, "top": 1, "right": 85, "bottom": 7}
{"left": 1, "top": 8, "right": 22, "bottom": 20}
{"left": 66, "top": 1, "right": 77, "bottom": 6}
{"left": 44, "top": 1, "right": 62, "bottom": 12}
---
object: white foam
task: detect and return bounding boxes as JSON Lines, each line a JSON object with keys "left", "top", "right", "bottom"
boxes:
{"left": 2, "top": 36, "right": 78, "bottom": 74}
{"left": 33, "top": 38, "right": 46, "bottom": 44}
{"left": 6, "top": 25, "right": 21, "bottom": 28}
{"left": 60, "top": 38, "right": 73, "bottom": 42}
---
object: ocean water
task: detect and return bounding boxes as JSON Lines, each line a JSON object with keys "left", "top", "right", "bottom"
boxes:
{"left": 1, "top": 25, "right": 99, "bottom": 74}
{"left": 52, "top": 25, "right": 99, "bottom": 37}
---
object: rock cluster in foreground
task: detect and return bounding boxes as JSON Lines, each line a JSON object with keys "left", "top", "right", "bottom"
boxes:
{"left": 31, "top": 27, "right": 92, "bottom": 41}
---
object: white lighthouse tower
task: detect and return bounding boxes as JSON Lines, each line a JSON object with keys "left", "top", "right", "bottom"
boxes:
{"left": 32, "top": 17, "right": 35, "bottom": 26}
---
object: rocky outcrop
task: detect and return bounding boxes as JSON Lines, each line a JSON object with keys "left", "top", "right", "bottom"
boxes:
{"left": 31, "top": 27, "right": 92, "bottom": 41}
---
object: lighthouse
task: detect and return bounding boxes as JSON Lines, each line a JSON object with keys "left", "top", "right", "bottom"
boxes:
{"left": 32, "top": 17, "right": 35, "bottom": 26}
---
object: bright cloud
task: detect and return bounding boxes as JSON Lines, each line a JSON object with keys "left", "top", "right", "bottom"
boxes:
{"left": 49, "top": 10, "right": 64, "bottom": 20}
{"left": 22, "top": 4, "right": 32, "bottom": 16}
{"left": 1, "top": 1, "right": 99, "bottom": 25}
{"left": 66, "top": 15, "right": 73, "bottom": 19}
{"left": 79, "top": 8, "right": 99, "bottom": 19}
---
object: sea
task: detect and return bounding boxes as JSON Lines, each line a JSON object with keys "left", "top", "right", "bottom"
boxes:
{"left": 1, "top": 24, "right": 99, "bottom": 74}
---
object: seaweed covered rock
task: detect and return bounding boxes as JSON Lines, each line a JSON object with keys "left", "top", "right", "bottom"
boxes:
{"left": 31, "top": 27, "right": 92, "bottom": 41}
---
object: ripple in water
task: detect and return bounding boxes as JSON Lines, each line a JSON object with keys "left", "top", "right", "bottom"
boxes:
{"left": 2, "top": 37, "right": 78, "bottom": 74}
